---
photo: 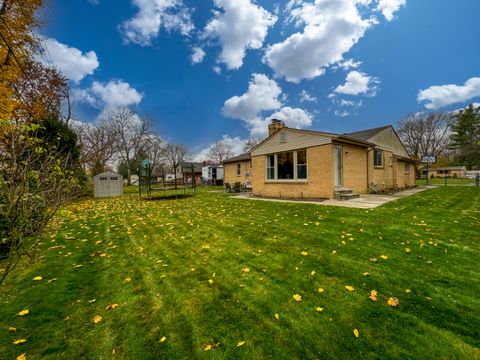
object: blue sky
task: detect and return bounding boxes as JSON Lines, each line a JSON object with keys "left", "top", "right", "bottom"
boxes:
{"left": 41, "top": 0, "right": 480, "bottom": 156}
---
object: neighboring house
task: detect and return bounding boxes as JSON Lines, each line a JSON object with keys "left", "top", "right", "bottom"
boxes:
{"left": 180, "top": 162, "right": 203, "bottom": 184}
{"left": 202, "top": 164, "right": 224, "bottom": 185}
{"left": 93, "top": 171, "right": 123, "bottom": 198}
{"left": 223, "top": 152, "right": 252, "bottom": 187}
{"left": 247, "top": 120, "right": 415, "bottom": 200}
{"left": 422, "top": 166, "right": 467, "bottom": 178}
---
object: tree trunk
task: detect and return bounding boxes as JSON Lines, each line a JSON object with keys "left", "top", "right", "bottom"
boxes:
{"left": 127, "top": 167, "right": 131, "bottom": 186}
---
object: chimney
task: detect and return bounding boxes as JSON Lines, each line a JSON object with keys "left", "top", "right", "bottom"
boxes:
{"left": 268, "top": 119, "right": 285, "bottom": 137}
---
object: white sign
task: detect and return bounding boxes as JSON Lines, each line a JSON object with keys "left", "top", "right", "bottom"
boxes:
{"left": 421, "top": 155, "right": 436, "bottom": 163}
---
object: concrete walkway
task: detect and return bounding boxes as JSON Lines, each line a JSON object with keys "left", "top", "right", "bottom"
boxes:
{"left": 230, "top": 186, "right": 436, "bottom": 209}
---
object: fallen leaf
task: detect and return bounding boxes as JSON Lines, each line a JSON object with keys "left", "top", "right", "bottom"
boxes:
{"left": 363, "top": 272, "right": 369, "bottom": 276}
{"left": 310, "top": 271, "right": 315, "bottom": 276}
{"left": 160, "top": 336, "right": 166, "bottom": 342}
{"left": 13, "top": 339, "right": 27, "bottom": 345}
{"left": 369, "top": 290, "right": 378, "bottom": 302}
{"left": 9, "top": 327, "right": 17, "bottom": 332}
{"left": 345, "top": 285, "right": 355, "bottom": 292}
{"left": 274, "top": 313, "right": 280, "bottom": 320}
{"left": 17, "top": 309, "right": 29, "bottom": 316}
{"left": 353, "top": 328, "right": 359, "bottom": 338}
{"left": 208, "top": 279, "right": 214, "bottom": 284}
{"left": 124, "top": 277, "right": 131, "bottom": 282}
{"left": 380, "top": 255, "right": 388, "bottom": 260}
{"left": 32, "top": 276, "right": 42, "bottom": 281}
{"left": 301, "top": 251, "right": 308, "bottom": 256}
{"left": 293, "top": 294, "right": 302, "bottom": 302}
{"left": 106, "top": 303, "right": 119, "bottom": 311}
{"left": 242, "top": 267, "right": 250, "bottom": 273}
{"left": 93, "top": 315, "right": 102, "bottom": 324}
{"left": 369, "top": 257, "right": 378, "bottom": 263}
{"left": 387, "top": 297, "right": 399, "bottom": 307}
{"left": 16, "top": 353, "right": 26, "bottom": 360}
{"left": 204, "top": 344, "right": 212, "bottom": 351}
{"left": 405, "top": 247, "right": 411, "bottom": 253}
{"left": 315, "top": 307, "right": 324, "bottom": 312}
{"left": 318, "top": 288, "right": 325, "bottom": 293}
{"left": 237, "top": 341, "right": 245, "bottom": 347}
{"left": 405, "top": 289, "right": 412, "bottom": 293}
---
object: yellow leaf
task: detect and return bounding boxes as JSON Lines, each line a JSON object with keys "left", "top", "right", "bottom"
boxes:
{"left": 310, "top": 271, "right": 315, "bottom": 276}
{"left": 405, "top": 289, "right": 412, "bottom": 293}
{"left": 380, "top": 255, "right": 388, "bottom": 260}
{"left": 93, "top": 315, "right": 102, "bottom": 324}
{"left": 9, "top": 326, "right": 17, "bottom": 332}
{"left": 242, "top": 267, "right": 250, "bottom": 273}
{"left": 204, "top": 344, "right": 212, "bottom": 351}
{"left": 208, "top": 279, "right": 214, "bottom": 284}
{"left": 16, "top": 353, "right": 26, "bottom": 360}
{"left": 315, "top": 307, "right": 324, "bottom": 312}
{"left": 124, "top": 277, "right": 131, "bottom": 282}
{"left": 106, "top": 303, "right": 119, "bottom": 311}
{"left": 363, "top": 272, "right": 369, "bottom": 276}
{"left": 353, "top": 328, "right": 359, "bottom": 338}
{"left": 387, "top": 297, "right": 399, "bottom": 307}
{"left": 369, "top": 290, "right": 378, "bottom": 302}
{"left": 95, "top": 240, "right": 102, "bottom": 245}
{"left": 17, "top": 309, "right": 29, "bottom": 316}
{"left": 274, "top": 313, "right": 280, "bottom": 320}
{"left": 318, "top": 288, "right": 325, "bottom": 293}
{"left": 13, "top": 339, "right": 27, "bottom": 345}
{"left": 293, "top": 294, "right": 302, "bottom": 302}
{"left": 405, "top": 248, "right": 411, "bottom": 253}
{"left": 345, "top": 285, "right": 355, "bottom": 292}
{"left": 32, "top": 276, "right": 42, "bottom": 281}
{"left": 237, "top": 341, "right": 245, "bottom": 347}
{"left": 99, "top": 253, "right": 107, "bottom": 257}
{"left": 160, "top": 336, "right": 166, "bottom": 342}
{"left": 301, "top": 251, "right": 308, "bottom": 256}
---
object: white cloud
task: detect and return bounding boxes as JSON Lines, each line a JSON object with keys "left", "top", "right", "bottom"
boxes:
{"left": 120, "top": 0, "right": 194, "bottom": 46}
{"left": 222, "top": 73, "right": 312, "bottom": 136}
{"left": 264, "top": 0, "right": 375, "bottom": 83}
{"left": 213, "top": 66, "right": 222, "bottom": 75}
{"left": 299, "top": 90, "right": 317, "bottom": 103}
{"left": 40, "top": 37, "right": 99, "bottom": 83}
{"left": 194, "top": 134, "right": 247, "bottom": 162}
{"left": 72, "top": 80, "right": 143, "bottom": 111}
{"left": 334, "top": 58, "right": 362, "bottom": 71}
{"left": 334, "top": 70, "right": 378, "bottom": 96}
{"left": 203, "top": 0, "right": 277, "bottom": 70}
{"left": 376, "top": 0, "right": 406, "bottom": 21}
{"left": 191, "top": 47, "right": 206, "bottom": 64}
{"left": 417, "top": 77, "right": 480, "bottom": 110}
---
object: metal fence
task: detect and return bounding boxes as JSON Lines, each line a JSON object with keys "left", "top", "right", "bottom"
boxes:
{"left": 418, "top": 175, "right": 480, "bottom": 187}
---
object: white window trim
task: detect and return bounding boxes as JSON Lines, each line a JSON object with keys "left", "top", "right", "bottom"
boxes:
{"left": 236, "top": 163, "right": 241, "bottom": 176}
{"left": 265, "top": 149, "right": 308, "bottom": 182}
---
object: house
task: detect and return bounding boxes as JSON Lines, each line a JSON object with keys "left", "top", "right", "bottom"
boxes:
{"left": 223, "top": 152, "right": 252, "bottom": 188}
{"left": 93, "top": 171, "right": 123, "bottom": 198}
{"left": 422, "top": 166, "right": 467, "bottom": 178}
{"left": 180, "top": 162, "right": 203, "bottom": 184}
{"left": 244, "top": 120, "right": 415, "bottom": 200}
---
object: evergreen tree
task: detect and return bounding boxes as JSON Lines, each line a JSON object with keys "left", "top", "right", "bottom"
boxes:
{"left": 450, "top": 104, "right": 480, "bottom": 170}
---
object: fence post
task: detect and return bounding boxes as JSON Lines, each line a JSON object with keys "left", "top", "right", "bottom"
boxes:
{"left": 445, "top": 176, "right": 447, "bottom": 187}
{"left": 476, "top": 174, "right": 480, "bottom": 187}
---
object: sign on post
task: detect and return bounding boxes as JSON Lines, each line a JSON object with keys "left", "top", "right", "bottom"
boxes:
{"left": 421, "top": 155, "right": 437, "bottom": 163}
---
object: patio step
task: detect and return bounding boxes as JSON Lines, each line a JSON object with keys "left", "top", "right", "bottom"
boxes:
{"left": 334, "top": 188, "right": 360, "bottom": 200}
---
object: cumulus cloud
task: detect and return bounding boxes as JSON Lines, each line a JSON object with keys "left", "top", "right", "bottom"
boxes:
{"left": 299, "top": 90, "right": 317, "bottom": 103}
{"left": 222, "top": 73, "right": 312, "bottom": 136}
{"left": 40, "top": 37, "right": 99, "bottom": 83}
{"left": 191, "top": 47, "right": 206, "bottom": 64}
{"left": 334, "top": 70, "right": 379, "bottom": 96}
{"left": 120, "top": 0, "right": 194, "bottom": 46}
{"left": 334, "top": 58, "right": 362, "bottom": 71}
{"left": 376, "top": 0, "right": 406, "bottom": 21}
{"left": 72, "top": 79, "right": 143, "bottom": 111}
{"left": 264, "top": 0, "right": 375, "bottom": 83}
{"left": 203, "top": 0, "right": 277, "bottom": 70}
{"left": 417, "top": 77, "right": 480, "bottom": 109}
{"left": 194, "top": 134, "right": 247, "bottom": 162}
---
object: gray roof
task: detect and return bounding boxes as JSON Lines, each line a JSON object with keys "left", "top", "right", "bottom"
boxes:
{"left": 344, "top": 125, "right": 391, "bottom": 141}
{"left": 223, "top": 152, "right": 251, "bottom": 164}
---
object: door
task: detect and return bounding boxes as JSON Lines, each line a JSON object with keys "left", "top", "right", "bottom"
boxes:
{"left": 334, "top": 145, "right": 343, "bottom": 187}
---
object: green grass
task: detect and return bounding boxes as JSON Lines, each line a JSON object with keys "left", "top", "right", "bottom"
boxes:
{"left": 1, "top": 187, "right": 479, "bottom": 359}
{"left": 416, "top": 178, "right": 475, "bottom": 186}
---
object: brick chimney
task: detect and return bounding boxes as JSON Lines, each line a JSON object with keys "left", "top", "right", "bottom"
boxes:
{"left": 268, "top": 119, "right": 285, "bottom": 137}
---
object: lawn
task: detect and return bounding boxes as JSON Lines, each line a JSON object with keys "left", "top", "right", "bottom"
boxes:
{"left": 1, "top": 187, "right": 479, "bottom": 359}
{"left": 416, "top": 178, "right": 476, "bottom": 186}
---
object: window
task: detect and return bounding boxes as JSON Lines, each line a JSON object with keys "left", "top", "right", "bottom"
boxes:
{"left": 265, "top": 149, "right": 307, "bottom": 181}
{"left": 404, "top": 163, "right": 410, "bottom": 174}
{"left": 374, "top": 149, "right": 383, "bottom": 167}
{"left": 110, "top": 177, "right": 118, "bottom": 180}
{"left": 100, "top": 177, "right": 108, "bottom": 181}
{"left": 277, "top": 152, "right": 294, "bottom": 179}
{"left": 266, "top": 155, "right": 275, "bottom": 180}
{"left": 236, "top": 163, "right": 241, "bottom": 176}
{"left": 297, "top": 149, "right": 307, "bottom": 179}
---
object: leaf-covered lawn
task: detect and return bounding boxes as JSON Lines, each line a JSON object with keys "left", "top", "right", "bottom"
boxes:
{"left": 1, "top": 187, "right": 479, "bottom": 359}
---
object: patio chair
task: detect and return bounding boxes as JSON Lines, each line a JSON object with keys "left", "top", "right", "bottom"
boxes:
{"left": 233, "top": 182, "right": 241, "bottom": 193}
{"left": 225, "top": 183, "right": 232, "bottom": 193}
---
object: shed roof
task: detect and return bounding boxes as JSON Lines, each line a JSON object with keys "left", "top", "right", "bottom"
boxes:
{"left": 94, "top": 171, "right": 122, "bottom": 178}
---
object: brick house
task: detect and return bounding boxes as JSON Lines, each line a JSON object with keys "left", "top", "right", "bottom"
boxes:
{"left": 224, "top": 120, "right": 415, "bottom": 199}
{"left": 223, "top": 152, "right": 252, "bottom": 187}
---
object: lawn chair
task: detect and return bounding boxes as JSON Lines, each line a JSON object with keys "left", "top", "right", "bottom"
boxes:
{"left": 233, "top": 182, "right": 241, "bottom": 193}
{"left": 225, "top": 183, "right": 232, "bottom": 193}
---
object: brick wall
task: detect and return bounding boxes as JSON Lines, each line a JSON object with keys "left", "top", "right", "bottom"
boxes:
{"left": 394, "top": 160, "right": 416, "bottom": 187}
{"left": 251, "top": 144, "right": 334, "bottom": 199}
{"left": 368, "top": 150, "right": 395, "bottom": 191}
{"left": 224, "top": 160, "right": 251, "bottom": 185}
{"left": 341, "top": 144, "right": 368, "bottom": 194}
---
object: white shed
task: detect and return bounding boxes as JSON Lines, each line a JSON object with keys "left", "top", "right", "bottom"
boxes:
{"left": 93, "top": 171, "right": 124, "bottom": 198}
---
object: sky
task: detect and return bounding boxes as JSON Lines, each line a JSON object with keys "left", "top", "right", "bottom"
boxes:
{"left": 40, "top": 0, "right": 480, "bottom": 158}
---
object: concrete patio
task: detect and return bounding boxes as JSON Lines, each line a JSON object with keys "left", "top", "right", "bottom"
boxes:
{"left": 230, "top": 186, "right": 436, "bottom": 209}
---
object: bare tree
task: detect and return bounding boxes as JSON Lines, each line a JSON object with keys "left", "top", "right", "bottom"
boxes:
{"left": 207, "top": 140, "right": 233, "bottom": 163}
{"left": 145, "top": 135, "right": 165, "bottom": 174}
{"left": 397, "top": 112, "right": 452, "bottom": 160}
{"left": 107, "top": 107, "right": 151, "bottom": 185}
{"left": 243, "top": 136, "right": 263, "bottom": 152}
{"left": 163, "top": 143, "right": 192, "bottom": 190}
